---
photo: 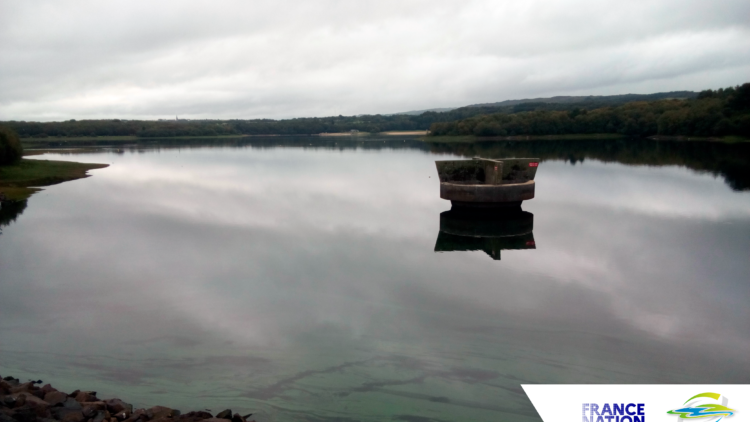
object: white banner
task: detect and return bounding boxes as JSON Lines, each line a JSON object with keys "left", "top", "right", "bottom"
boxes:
{"left": 523, "top": 385, "right": 750, "bottom": 422}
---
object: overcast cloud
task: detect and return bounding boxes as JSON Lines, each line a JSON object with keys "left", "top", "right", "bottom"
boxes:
{"left": 1, "top": 0, "right": 749, "bottom": 121}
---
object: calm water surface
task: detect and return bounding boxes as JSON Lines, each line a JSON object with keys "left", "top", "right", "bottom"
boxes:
{"left": 1, "top": 138, "right": 749, "bottom": 422}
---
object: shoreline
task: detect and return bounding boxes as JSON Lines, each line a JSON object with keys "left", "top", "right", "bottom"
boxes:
{"left": 0, "top": 157, "right": 108, "bottom": 201}
{"left": 0, "top": 375, "right": 255, "bottom": 422}
{"left": 424, "top": 133, "right": 625, "bottom": 142}
{"left": 20, "top": 131, "right": 430, "bottom": 146}
{"left": 425, "top": 134, "right": 749, "bottom": 143}
{"left": 22, "top": 133, "right": 746, "bottom": 148}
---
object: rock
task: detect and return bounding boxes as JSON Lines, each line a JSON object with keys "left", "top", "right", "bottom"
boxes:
{"left": 176, "top": 411, "right": 213, "bottom": 422}
{"left": 85, "top": 408, "right": 109, "bottom": 422}
{"left": 146, "top": 406, "right": 178, "bottom": 420}
{"left": 215, "top": 410, "right": 232, "bottom": 420}
{"left": 91, "top": 410, "right": 109, "bottom": 422}
{"left": 39, "top": 386, "right": 55, "bottom": 395}
{"left": 1, "top": 380, "right": 18, "bottom": 388}
{"left": 15, "top": 401, "right": 51, "bottom": 419}
{"left": 75, "top": 392, "right": 97, "bottom": 403}
{"left": 80, "top": 402, "right": 106, "bottom": 411}
{"left": 44, "top": 391, "right": 68, "bottom": 406}
{"left": 83, "top": 406, "right": 99, "bottom": 418}
{"left": 61, "top": 398, "right": 82, "bottom": 410}
{"left": 105, "top": 400, "right": 132, "bottom": 419}
{"left": 134, "top": 409, "right": 147, "bottom": 422}
{"left": 177, "top": 411, "right": 213, "bottom": 422}
{"left": 52, "top": 408, "right": 85, "bottom": 422}
{"left": 1, "top": 376, "right": 256, "bottom": 422}
{"left": 120, "top": 409, "right": 144, "bottom": 422}
{"left": 11, "top": 394, "right": 46, "bottom": 406}
{"left": 0, "top": 382, "right": 11, "bottom": 395}
{"left": 35, "top": 405, "right": 53, "bottom": 419}
{"left": 11, "top": 407, "right": 38, "bottom": 422}
{"left": 61, "top": 410, "right": 85, "bottom": 422}
{"left": 9, "top": 384, "right": 33, "bottom": 395}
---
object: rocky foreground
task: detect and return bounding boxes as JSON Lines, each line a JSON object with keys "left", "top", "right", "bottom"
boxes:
{"left": 0, "top": 376, "right": 255, "bottom": 422}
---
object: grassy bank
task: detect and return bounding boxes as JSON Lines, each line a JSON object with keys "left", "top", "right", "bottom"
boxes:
{"left": 0, "top": 158, "right": 108, "bottom": 201}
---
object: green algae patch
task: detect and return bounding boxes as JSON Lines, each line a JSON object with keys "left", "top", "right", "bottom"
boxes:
{"left": 0, "top": 158, "right": 108, "bottom": 201}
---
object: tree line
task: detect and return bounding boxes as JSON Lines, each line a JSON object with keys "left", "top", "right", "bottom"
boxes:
{"left": 0, "top": 90, "right": 709, "bottom": 139}
{"left": 0, "top": 126, "right": 23, "bottom": 165}
{"left": 1, "top": 108, "right": 530, "bottom": 138}
{"left": 429, "top": 83, "right": 750, "bottom": 138}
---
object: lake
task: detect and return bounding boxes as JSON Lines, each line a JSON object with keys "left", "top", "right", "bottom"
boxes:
{"left": 1, "top": 137, "right": 749, "bottom": 422}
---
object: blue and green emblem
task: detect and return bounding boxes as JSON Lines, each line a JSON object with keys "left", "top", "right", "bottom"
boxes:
{"left": 667, "top": 393, "right": 735, "bottom": 421}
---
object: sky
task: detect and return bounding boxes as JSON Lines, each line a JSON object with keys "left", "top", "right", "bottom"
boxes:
{"left": 1, "top": 0, "right": 749, "bottom": 121}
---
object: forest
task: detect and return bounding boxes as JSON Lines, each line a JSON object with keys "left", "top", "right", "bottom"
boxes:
{"left": 1, "top": 91, "right": 712, "bottom": 139}
{"left": 429, "top": 84, "right": 750, "bottom": 138}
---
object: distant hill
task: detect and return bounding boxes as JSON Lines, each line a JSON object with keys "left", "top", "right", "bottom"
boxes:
{"left": 467, "top": 91, "right": 697, "bottom": 108}
{"left": 388, "top": 91, "right": 697, "bottom": 116}
{"left": 11, "top": 87, "right": 734, "bottom": 140}
{"left": 389, "top": 107, "right": 457, "bottom": 115}
{"left": 429, "top": 84, "right": 749, "bottom": 139}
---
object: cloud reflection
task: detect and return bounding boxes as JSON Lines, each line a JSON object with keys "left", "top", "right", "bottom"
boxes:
{"left": 1, "top": 145, "right": 749, "bottom": 420}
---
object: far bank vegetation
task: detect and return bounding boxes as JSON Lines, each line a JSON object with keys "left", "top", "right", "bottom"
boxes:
{"left": 429, "top": 84, "right": 750, "bottom": 139}
{"left": 1, "top": 83, "right": 748, "bottom": 141}
{"left": 0, "top": 126, "right": 23, "bottom": 164}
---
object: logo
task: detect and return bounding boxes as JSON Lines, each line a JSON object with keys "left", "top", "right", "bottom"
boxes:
{"left": 667, "top": 392, "right": 735, "bottom": 421}
{"left": 583, "top": 403, "right": 644, "bottom": 422}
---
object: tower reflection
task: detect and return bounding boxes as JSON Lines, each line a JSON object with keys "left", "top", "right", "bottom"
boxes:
{"left": 434, "top": 209, "right": 535, "bottom": 260}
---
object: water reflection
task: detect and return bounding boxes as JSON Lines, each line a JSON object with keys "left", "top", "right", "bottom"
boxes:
{"left": 426, "top": 138, "right": 750, "bottom": 191}
{"left": 1, "top": 138, "right": 749, "bottom": 422}
{"left": 435, "top": 209, "right": 535, "bottom": 260}
{"left": 33, "top": 136, "right": 750, "bottom": 191}
{"left": 0, "top": 199, "right": 27, "bottom": 235}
